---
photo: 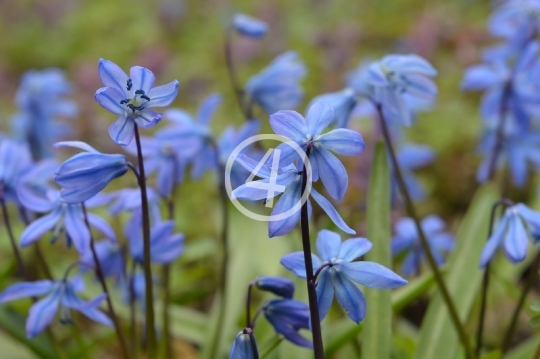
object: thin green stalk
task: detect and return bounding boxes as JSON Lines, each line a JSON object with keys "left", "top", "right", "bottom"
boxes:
{"left": 501, "top": 249, "right": 540, "bottom": 352}
{"left": 376, "top": 104, "right": 475, "bottom": 359}
{"left": 82, "top": 204, "right": 131, "bottom": 359}
{"left": 133, "top": 125, "right": 157, "bottom": 356}
{"left": 224, "top": 25, "right": 251, "bottom": 121}
{"left": 129, "top": 260, "right": 138, "bottom": 359}
{"left": 260, "top": 337, "right": 283, "bottom": 358}
{"left": 300, "top": 147, "right": 325, "bottom": 359}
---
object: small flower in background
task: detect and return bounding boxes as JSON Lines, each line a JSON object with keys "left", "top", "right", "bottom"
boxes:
{"left": 232, "top": 14, "right": 268, "bottom": 38}
{"left": 395, "top": 144, "right": 436, "bottom": 201}
{"left": 479, "top": 203, "right": 540, "bottom": 267}
{"left": 270, "top": 102, "right": 365, "bottom": 200}
{"left": 80, "top": 240, "right": 125, "bottom": 283}
{"left": 127, "top": 220, "right": 185, "bottom": 265}
{"left": 121, "top": 271, "right": 154, "bottom": 311}
{"left": 281, "top": 229, "right": 406, "bottom": 323}
{"left": 307, "top": 88, "right": 357, "bottom": 129}
{"left": 94, "top": 59, "right": 179, "bottom": 146}
{"left": 392, "top": 215, "right": 454, "bottom": 276}
{"left": 232, "top": 155, "right": 355, "bottom": 237}
{"left": 262, "top": 299, "right": 312, "bottom": 348}
{"left": 0, "top": 276, "right": 112, "bottom": 338}
{"left": 11, "top": 69, "right": 78, "bottom": 159}
{"left": 53, "top": 141, "right": 128, "bottom": 203}
{"left": 108, "top": 187, "right": 162, "bottom": 224}
{"left": 0, "top": 138, "right": 32, "bottom": 203}
{"left": 230, "top": 329, "right": 258, "bottom": 359}
{"left": 367, "top": 54, "right": 437, "bottom": 126}
{"left": 246, "top": 51, "right": 307, "bottom": 115}
{"left": 254, "top": 276, "right": 294, "bottom": 299}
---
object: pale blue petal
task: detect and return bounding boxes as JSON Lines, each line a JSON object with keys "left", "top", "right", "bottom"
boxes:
{"left": 268, "top": 177, "right": 302, "bottom": 237}
{"left": 230, "top": 331, "right": 257, "bottom": 359}
{"left": 0, "top": 281, "right": 53, "bottom": 303}
{"left": 272, "top": 141, "right": 304, "bottom": 168}
{"left": 129, "top": 66, "right": 155, "bottom": 93}
{"left": 94, "top": 87, "right": 125, "bottom": 115}
{"left": 87, "top": 213, "right": 116, "bottom": 242}
{"left": 26, "top": 294, "right": 59, "bottom": 339}
{"left": 338, "top": 237, "right": 372, "bottom": 261}
{"left": 503, "top": 214, "right": 528, "bottom": 263}
{"left": 20, "top": 207, "right": 62, "bottom": 247}
{"left": 311, "top": 187, "right": 355, "bottom": 234}
{"left": 311, "top": 146, "right": 348, "bottom": 200}
{"left": 332, "top": 269, "right": 366, "bottom": 323}
{"left": 280, "top": 252, "right": 323, "bottom": 279}
{"left": 340, "top": 261, "right": 407, "bottom": 288}
{"left": 306, "top": 102, "right": 334, "bottom": 137}
{"left": 196, "top": 93, "right": 221, "bottom": 126}
{"left": 316, "top": 229, "right": 342, "bottom": 261}
{"left": 53, "top": 141, "right": 98, "bottom": 153}
{"left": 422, "top": 215, "right": 445, "bottom": 235}
{"left": 508, "top": 146, "right": 527, "bottom": 188}
{"left": 134, "top": 108, "right": 162, "bottom": 129}
{"left": 64, "top": 205, "right": 91, "bottom": 253}
{"left": 146, "top": 81, "right": 179, "bottom": 108}
{"left": 317, "top": 129, "right": 365, "bottom": 156}
{"left": 402, "top": 252, "right": 421, "bottom": 276}
{"left": 395, "top": 217, "right": 417, "bottom": 239}
{"left": 232, "top": 13, "right": 268, "bottom": 38}
{"left": 269, "top": 110, "right": 308, "bottom": 142}
{"left": 98, "top": 59, "right": 129, "bottom": 95}
{"left": 315, "top": 268, "right": 334, "bottom": 321}
{"left": 235, "top": 154, "right": 271, "bottom": 178}
{"left": 479, "top": 215, "right": 509, "bottom": 267}
{"left": 108, "top": 115, "right": 134, "bottom": 146}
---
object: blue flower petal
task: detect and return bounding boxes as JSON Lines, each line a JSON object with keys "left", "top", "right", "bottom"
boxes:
{"left": 98, "top": 59, "right": 129, "bottom": 96}
{"left": 395, "top": 217, "right": 417, "bottom": 239}
{"left": 0, "top": 281, "right": 53, "bottom": 303}
{"left": 311, "top": 146, "right": 348, "bottom": 200}
{"left": 503, "top": 212, "right": 528, "bottom": 263}
{"left": 316, "top": 229, "right": 341, "bottom": 261}
{"left": 269, "top": 110, "right": 308, "bottom": 142}
{"left": 146, "top": 80, "right": 180, "bottom": 108}
{"left": 230, "top": 331, "right": 257, "bottom": 359}
{"left": 332, "top": 268, "right": 366, "bottom": 323}
{"left": 64, "top": 205, "right": 91, "bottom": 254}
{"left": 53, "top": 141, "right": 99, "bottom": 153}
{"left": 315, "top": 268, "right": 334, "bottom": 321}
{"left": 134, "top": 108, "right": 162, "bottom": 129}
{"left": 338, "top": 237, "right": 373, "bottom": 261}
{"left": 26, "top": 293, "right": 59, "bottom": 339}
{"left": 129, "top": 66, "right": 155, "bottom": 94}
{"left": 310, "top": 187, "right": 355, "bottom": 234}
{"left": 306, "top": 102, "right": 334, "bottom": 137}
{"left": 402, "top": 251, "right": 420, "bottom": 276}
{"left": 108, "top": 115, "right": 134, "bottom": 146}
{"left": 255, "top": 276, "right": 295, "bottom": 299}
{"left": 391, "top": 236, "right": 415, "bottom": 255}
{"left": 340, "top": 261, "right": 407, "bottom": 288}
{"left": 235, "top": 154, "right": 271, "bottom": 178}
{"left": 422, "top": 215, "right": 445, "bottom": 235}
{"left": 317, "top": 129, "right": 366, "bottom": 156}
{"left": 268, "top": 177, "right": 302, "bottom": 237}
{"left": 61, "top": 289, "right": 113, "bottom": 326}
{"left": 87, "top": 213, "right": 116, "bottom": 242}
{"left": 196, "top": 94, "right": 221, "bottom": 126}
{"left": 20, "top": 206, "right": 62, "bottom": 247}
{"left": 508, "top": 146, "right": 527, "bottom": 188}
{"left": 479, "top": 214, "right": 509, "bottom": 267}
{"left": 280, "top": 252, "right": 323, "bottom": 279}
{"left": 232, "top": 13, "right": 268, "bottom": 38}
{"left": 94, "top": 87, "right": 125, "bottom": 115}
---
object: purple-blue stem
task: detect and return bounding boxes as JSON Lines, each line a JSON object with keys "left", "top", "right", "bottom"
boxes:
{"left": 133, "top": 125, "right": 157, "bottom": 356}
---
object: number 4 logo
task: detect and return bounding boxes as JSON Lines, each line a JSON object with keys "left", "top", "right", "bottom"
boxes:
{"left": 245, "top": 148, "right": 286, "bottom": 208}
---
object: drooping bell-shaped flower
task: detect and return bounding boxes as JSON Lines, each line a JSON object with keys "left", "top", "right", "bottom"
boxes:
{"left": 232, "top": 14, "right": 268, "bottom": 38}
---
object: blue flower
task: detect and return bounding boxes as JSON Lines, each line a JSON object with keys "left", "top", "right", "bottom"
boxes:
{"left": 392, "top": 215, "right": 454, "bottom": 276}
{"left": 230, "top": 329, "right": 258, "bottom": 359}
{"left": 11, "top": 68, "right": 78, "bottom": 159}
{"left": 80, "top": 240, "right": 125, "bottom": 283}
{"left": 270, "top": 102, "right": 365, "bottom": 200}
{"left": 480, "top": 203, "right": 540, "bottom": 267}
{"left": 53, "top": 141, "right": 128, "bottom": 203}
{"left": 395, "top": 144, "right": 436, "bottom": 201}
{"left": 307, "top": 88, "right": 357, "bottom": 128}
{"left": 255, "top": 276, "right": 294, "bottom": 299}
{"left": 281, "top": 230, "right": 407, "bottom": 323}
{"left": 367, "top": 54, "right": 437, "bottom": 126}
{"left": 262, "top": 299, "right": 312, "bottom": 348}
{"left": 18, "top": 164, "right": 115, "bottom": 253}
{"left": 94, "top": 59, "right": 179, "bottom": 146}
{"left": 127, "top": 220, "right": 185, "bottom": 264}
{"left": 0, "top": 276, "right": 112, "bottom": 338}
{"left": 232, "top": 14, "right": 268, "bottom": 38}
{"left": 246, "top": 52, "right": 307, "bottom": 115}
{"left": 108, "top": 187, "right": 162, "bottom": 224}
{"left": 0, "top": 138, "right": 32, "bottom": 203}
{"left": 232, "top": 155, "right": 355, "bottom": 237}
{"left": 488, "top": 0, "right": 540, "bottom": 49}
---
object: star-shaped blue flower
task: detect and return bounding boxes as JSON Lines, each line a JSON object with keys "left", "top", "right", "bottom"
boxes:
{"left": 281, "top": 230, "right": 407, "bottom": 323}
{"left": 94, "top": 59, "right": 179, "bottom": 146}
{"left": 0, "top": 276, "right": 112, "bottom": 338}
{"left": 262, "top": 299, "right": 312, "bottom": 348}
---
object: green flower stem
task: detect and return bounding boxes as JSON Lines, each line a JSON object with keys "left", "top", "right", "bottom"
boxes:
{"left": 501, "top": 248, "right": 540, "bottom": 352}
{"left": 133, "top": 125, "right": 157, "bottom": 357}
{"left": 376, "top": 104, "right": 475, "bottom": 359}
{"left": 82, "top": 204, "right": 131, "bottom": 359}
{"left": 300, "top": 147, "right": 325, "bottom": 359}
{"left": 224, "top": 25, "right": 252, "bottom": 120}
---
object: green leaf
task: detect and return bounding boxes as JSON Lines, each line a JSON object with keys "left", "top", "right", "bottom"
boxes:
{"left": 412, "top": 183, "right": 499, "bottom": 359}
{"left": 505, "top": 333, "right": 540, "bottom": 359}
{"left": 362, "top": 141, "right": 392, "bottom": 359}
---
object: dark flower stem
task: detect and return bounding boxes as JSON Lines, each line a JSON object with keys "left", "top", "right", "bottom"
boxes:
{"left": 246, "top": 328, "right": 260, "bottom": 359}
{"left": 246, "top": 282, "right": 255, "bottom": 328}
{"left": 133, "top": 125, "right": 157, "bottom": 357}
{"left": 376, "top": 104, "right": 475, "bottom": 359}
{"left": 129, "top": 260, "right": 138, "bottom": 359}
{"left": 300, "top": 147, "right": 325, "bottom": 359}
{"left": 501, "top": 248, "right": 540, "bottom": 353}
{"left": 82, "top": 204, "right": 131, "bottom": 359}
{"left": 224, "top": 25, "right": 251, "bottom": 121}
{"left": 476, "top": 198, "right": 514, "bottom": 356}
